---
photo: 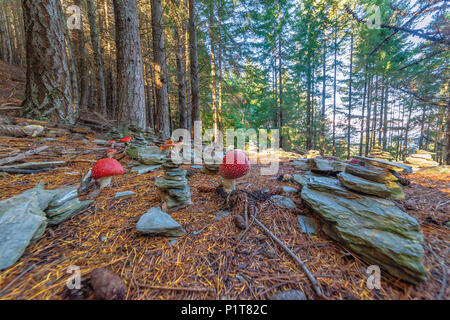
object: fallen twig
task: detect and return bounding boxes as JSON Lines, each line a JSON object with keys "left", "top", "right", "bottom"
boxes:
{"left": 253, "top": 217, "right": 324, "bottom": 298}
{"left": 137, "top": 283, "right": 215, "bottom": 293}
{"left": 0, "top": 145, "right": 49, "bottom": 166}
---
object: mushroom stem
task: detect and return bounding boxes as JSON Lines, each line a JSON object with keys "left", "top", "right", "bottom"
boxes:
{"left": 98, "top": 176, "right": 112, "bottom": 189}
{"left": 222, "top": 178, "right": 236, "bottom": 193}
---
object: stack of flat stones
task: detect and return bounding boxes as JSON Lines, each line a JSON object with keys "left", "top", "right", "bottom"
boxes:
{"left": 405, "top": 150, "right": 438, "bottom": 168}
{"left": 368, "top": 145, "right": 393, "bottom": 161}
{"left": 155, "top": 157, "right": 192, "bottom": 212}
{"left": 338, "top": 157, "right": 406, "bottom": 200}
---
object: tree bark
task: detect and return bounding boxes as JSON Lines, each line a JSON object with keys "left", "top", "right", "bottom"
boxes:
{"left": 188, "top": 0, "right": 200, "bottom": 134}
{"left": 86, "top": 0, "right": 107, "bottom": 117}
{"left": 114, "top": 0, "right": 147, "bottom": 129}
{"left": 347, "top": 32, "right": 353, "bottom": 160}
{"left": 21, "top": 0, "right": 77, "bottom": 124}
{"left": 208, "top": 1, "right": 218, "bottom": 139}
{"left": 175, "top": 26, "right": 187, "bottom": 129}
{"left": 72, "top": 0, "right": 89, "bottom": 112}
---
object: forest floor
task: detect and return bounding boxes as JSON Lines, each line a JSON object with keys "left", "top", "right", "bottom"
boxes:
{"left": 0, "top": 61, "right": 448, "bottom": 300}
{"left": 0, "top": 134, "right": 448, "bottom": 300}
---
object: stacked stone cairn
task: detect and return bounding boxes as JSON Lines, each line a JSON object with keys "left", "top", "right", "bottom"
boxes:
{"left": 292, "top": 156, "right": 427, "bottom": 284}
{"left": 405, "top": 150, "right": 438, "bottom": 168}
{"left": 202, "top": 145, "right": 222, "bottom": 174}
{"left": 368, "top": 145, "right": 392, "bottom": 161}
{"left": 155, "top": 157, "right": 192, "bottom": 212}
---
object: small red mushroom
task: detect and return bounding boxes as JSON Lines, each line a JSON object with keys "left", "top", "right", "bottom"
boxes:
{"left": 92, "top": 158, "right": 124, "bottom": 189}
{"left": 119, "top": 136, "right": 132, "bottom": 147}
{"left": 109, "top": 140, "right": 116, "bottom": 148}
{"left": 348, "top": 158, "right": 361, "bottom": 165}
{"left": 106, "top": 149, "right": 118, "bottom": 158}
{"left": 219, "top": 150, "right": 250, "bottom": 193}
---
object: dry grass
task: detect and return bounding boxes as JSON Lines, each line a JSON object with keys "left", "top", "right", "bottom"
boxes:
{"left": 0, "top": 135, "right": 448, "bottom": 300}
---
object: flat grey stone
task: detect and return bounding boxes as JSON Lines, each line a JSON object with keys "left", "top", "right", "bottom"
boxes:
{"left": 93, "top": 139, "right": 108, "bottom": 145}
{"left": 355, "top": 156, "right": 413, "bottom": 174}
{"left": 310, "top": 158, "right": 345, "bottom": 173}
{"left": 337, "top": 172, "right": 404, "bottom": 200}
{"left": 301, "top": 181, "right": 427, "bottom": 284}
{"left": 270, "top": 290, "right": 307, "bottom": 300}
{"left": 131, "top": 164, "right": 162, "bottom": 175}
{"left": 46, "top": 199, "right": 93, "bottom": 225}
{"left": 136, "top": 207, "right": 186, "bottom": 237}
{"left": 271, "top": 195, "right": 296, "bottom": 210}
{"left": 281, "top": 186, "right": 298, "bottom": 193}
{"left": 214, "top": 210, "right": 230, "bottom": 221}
{"left": 47, "top": 186, "right": 78, "bottom": 208}
{"left": 0, "top": 210, "right": 47, "bottom": 270}
{"left": 114, "top": 191, "right": 136, "bottom": 199}
{"left": 298, "top": 215, "right": 316, "bottom": 234}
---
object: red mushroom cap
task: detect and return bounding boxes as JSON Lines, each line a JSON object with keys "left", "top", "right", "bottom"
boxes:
{"left": 107, "top": 149, "right": 118, "bottom": 154}
{"left": 119, "top": 136, "right": 132, "bottom": 143}
{"left": 92, "top": 158, "right": 124, "bottom": 179}
{"left": 219, "top": 151, "right": 250, "bottom": 179}
{"left": 348, "top": 158, "right": 361, "bottom": 165}
{"left": 109, "top": 140, "right": 116, "bottom": 144}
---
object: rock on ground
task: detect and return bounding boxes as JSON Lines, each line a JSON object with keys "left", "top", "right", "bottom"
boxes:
{"left": 301, "top": 178, "right": 427, "bottom": 284}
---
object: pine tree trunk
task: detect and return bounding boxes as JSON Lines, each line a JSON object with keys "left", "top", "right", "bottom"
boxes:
{"left": 175, "top": 26, "right": 187, "bottom": 129}
{"left": 278, "top": 31, "right": 284, "bottom": 149}
{"left": 87, "top": 0, "right": 107, "bottom": 117}
{"left": 446, "top": 98, "right": 450, "bottom": 164}
{"left": 332, "top": 25, "right": 337, "bottom": 156}
{"left": 320, "top": 28, "right": 326, "bottom": 155}
{"left": 359, "top": 71, "right": 367, "bottom": 156}
{"left": 371, "top": 74, "right": 378, "bottom": 148}
{"left": 382, "top": 81, "right": 389, "bottom": 149}
{"left": 114, "top": 0, "right": 147, "bottom": 129}
{"left": 347, "top": 32, "right": 353, "bottom": 160}
{"left": 72, "top": 0, "right": 89, "bottom": 112}
{"left": 217, "top": 0, "right": 223, "bottom": 134}
{"left": 188, "top": 0, "right": 200, "bottom": 134}
{"left": 208, "top": 1, "right": 218, "bottom": 139}
{"left": 0, "top": 2, "right": 10, "bottom": 62}
{"left": 21, "top": 0, "right": 77, "bottom": 124}
{"left": 365, "top": 74, "right": 372, "bottom": 156}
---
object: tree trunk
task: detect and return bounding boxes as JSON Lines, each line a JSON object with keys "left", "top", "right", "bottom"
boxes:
{"left": 347, "top": 32, "right": 353, "bottom": 160}
{"left": 175, "top": 26, "right": 187, "bottom": 129}
{"left": 188, "top": 0, "right": 200, "bottom": 134}
{"left": 332, "top": 25, "right": 337, "bottom": 156}
{"left": 72, "top": 0, "right": 89, "bottom": 112}
{"left": 365, "top": 74, "right": 372, "bottom": 156}
{"left": 208, "top": 1, "right": 218, "bottom": 140}
{"left": 382, "top": 81, "right": 389, "bottom": 149}
{"left": 446, "top": 98, "right": 450, "bottom": 164}
{"left": 320, "top": 28, "right": 326, "bottom": 155}
{"left": 359, "top": 71, "right": 367, "bottom": 156}
{"left": 87, "top": 0, "right": 107, "bottom": 117}
{"left": 21, "top": 0, "right": 77, "bottom": 124}
{"left": 217, "top": 0, "right": 224, "bottom": 134}
{"left": 114, "top": 0, "right": 147, "bottom": 129}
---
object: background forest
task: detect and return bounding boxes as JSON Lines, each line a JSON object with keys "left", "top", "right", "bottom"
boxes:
{"left": 0, "top": 0, "right": 449, "bottom": 162}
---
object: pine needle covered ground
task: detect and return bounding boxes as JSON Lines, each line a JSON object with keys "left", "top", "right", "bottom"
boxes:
{"left": 0, "top": 135, "right": 448, "bottom": 300}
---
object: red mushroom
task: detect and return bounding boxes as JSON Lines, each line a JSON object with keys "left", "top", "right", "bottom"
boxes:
{"left": 106, "top": 149, "right": 118, "bottom": 158}
{"left": 92, "top": 158, "right": 124, "bottom": 189}
{"left": 119, "top": 136, "right": 132, "bottom": 147}
{"left": 218, "top": 150, "right": 250, "bottom": 193}
{"left": 109, "top": 140, "right": 116, "bottom": 149}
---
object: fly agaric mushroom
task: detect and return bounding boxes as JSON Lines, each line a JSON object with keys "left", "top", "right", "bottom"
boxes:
{"left": 219, "top": 150, "right": 250, "bottom": 193}
{"left": 91, "top": 158, "right": 124, "bottom": 189}
{"left": 109, "top": 140, "right": 116, "bottom": 148}
{"left": 106, "top": 149, "right": 118, "bottom": 158}
{"left": 119, "top": 136, "right": 132, "bottom": 147}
